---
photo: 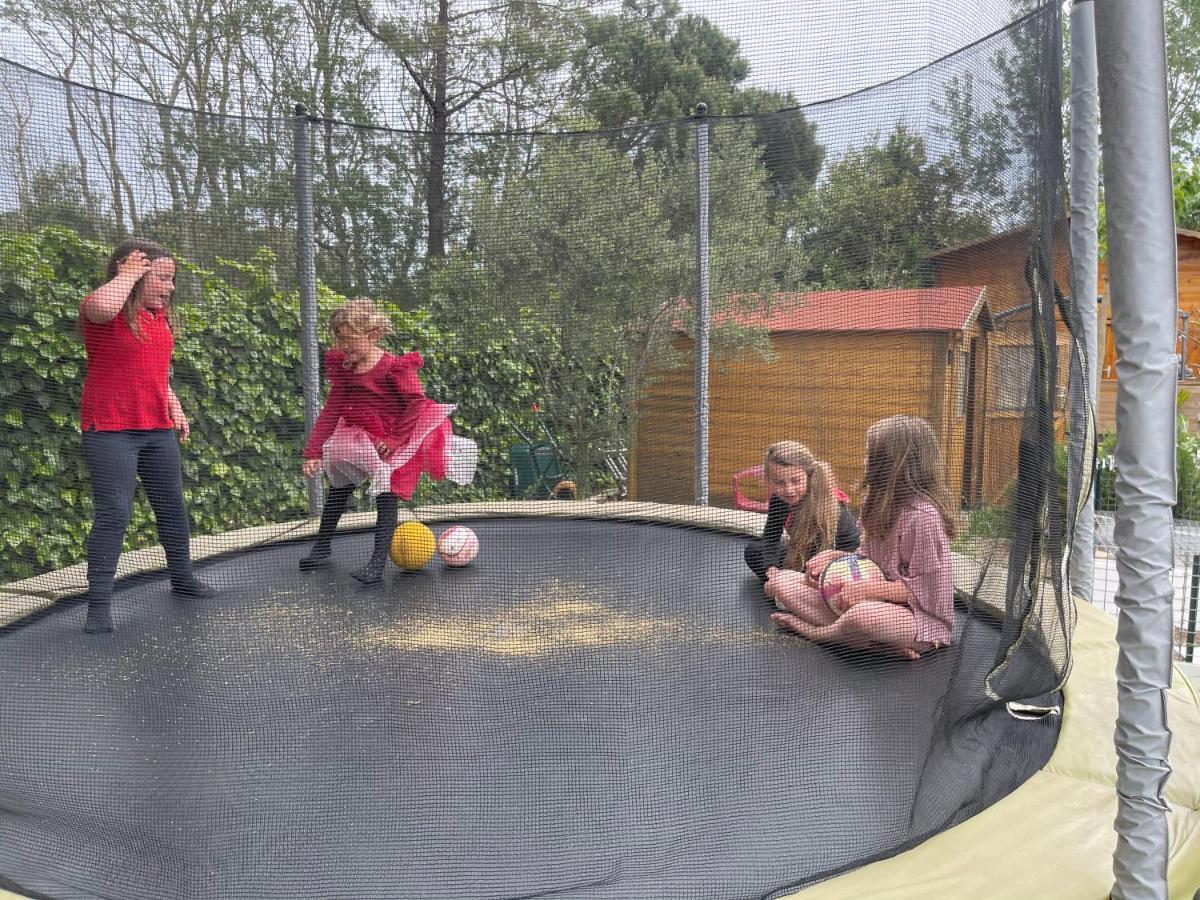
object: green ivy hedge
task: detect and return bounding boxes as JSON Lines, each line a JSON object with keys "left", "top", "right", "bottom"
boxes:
{"left": 0, "top": 227, "right": 570, "bottom": 583}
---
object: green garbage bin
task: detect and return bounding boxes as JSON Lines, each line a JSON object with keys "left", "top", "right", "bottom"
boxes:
{"left": 510, "top": 442, "right": 563, "bottom": 499}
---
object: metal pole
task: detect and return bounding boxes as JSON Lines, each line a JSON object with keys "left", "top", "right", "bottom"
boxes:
{"left": 1179, "top": 312, "right": 1190, "bottom": 380}
{"left": 1093, "top": 2, "right": 1176, "bottom": 896}
{"left": 694, "top": 102, "right": 711, "bottom": 507}
{"left": 1188, "top": 554, "right": 1199, "bottom": 664}
{"left": 1068, "top": 0, "right": 1101, "bottom": 604}
{"left": 293, "top": 103, "right": 323, "bottom": 515}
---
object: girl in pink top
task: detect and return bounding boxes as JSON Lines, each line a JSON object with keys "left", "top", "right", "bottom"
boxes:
{"left": 300, "top": 298, "right": 476, "bottom": 585}
{"left": 766, "top": 415, "right": 955, "bottom": 659}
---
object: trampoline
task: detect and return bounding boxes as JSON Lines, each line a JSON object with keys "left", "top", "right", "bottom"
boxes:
{"left": 0, "top": 507, "right": 1068, "bottom": 900}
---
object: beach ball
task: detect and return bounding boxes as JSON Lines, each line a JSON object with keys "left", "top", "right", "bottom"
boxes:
{"left": 818, "top": 553, "right": 885, "bottom": 613}
{"left": 390, "top": 521, "right": 436, "bottom": 571}
{"left": 437, "top": 526, "right": 480, "bottom": 567}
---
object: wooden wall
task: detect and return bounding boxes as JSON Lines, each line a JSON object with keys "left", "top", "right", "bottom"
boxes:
{"left": 932, "top": 230, "right": 1200, "bottom": 383}
{"left": 631, "top": 330, "right": 979, "bottom": 509}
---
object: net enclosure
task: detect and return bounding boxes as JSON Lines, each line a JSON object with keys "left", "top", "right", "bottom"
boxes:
{"left": 0, "top": 0, "right": 1199, "bottom": 897}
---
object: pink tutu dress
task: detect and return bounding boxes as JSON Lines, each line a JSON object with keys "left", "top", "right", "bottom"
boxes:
{"left": 302, "top": 350, "right": 476, "bottom": 500}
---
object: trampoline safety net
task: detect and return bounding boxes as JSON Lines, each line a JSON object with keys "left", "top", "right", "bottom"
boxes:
{"left": 0, "top": 1, "right": 1086, "bottom": 897}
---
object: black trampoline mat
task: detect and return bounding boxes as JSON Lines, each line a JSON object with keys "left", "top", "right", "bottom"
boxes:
{"left": 0, "top": 519, "right": 1060, "bottom": 900}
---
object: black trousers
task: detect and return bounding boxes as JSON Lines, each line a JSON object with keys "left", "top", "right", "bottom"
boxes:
{"left": 82, "top": 428, "right": 195, "bottom": 599}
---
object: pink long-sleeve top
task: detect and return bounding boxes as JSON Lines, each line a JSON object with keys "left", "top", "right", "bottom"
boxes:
{"left": 303, "top": 350, "right": 428, "bottom": 459}
{"left": 858, "top": 497, "right": 954, "bottom": 648}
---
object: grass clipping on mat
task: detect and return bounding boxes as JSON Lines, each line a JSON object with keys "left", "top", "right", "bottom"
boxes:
{"left": 365, "top": 577, "right": 763, "bottom": 658}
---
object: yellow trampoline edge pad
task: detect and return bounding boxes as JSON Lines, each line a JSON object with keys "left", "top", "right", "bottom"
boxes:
{"left": 788, "top": 597, "right": 1200, "bottom": 899}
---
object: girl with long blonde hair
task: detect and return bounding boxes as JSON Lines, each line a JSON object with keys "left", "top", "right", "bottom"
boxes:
{"left": 743, "top": 440, "right": 859, "bottom": 582}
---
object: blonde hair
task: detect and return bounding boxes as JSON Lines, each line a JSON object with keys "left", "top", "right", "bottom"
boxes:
{"left": 763, "top": 441, "right": 840, "bottom": 569}
{"left": 329, "top": 297, "right": 394, "bottom": 339}
{"left": 859, "top": 415, "right": 956, "bottom": 542}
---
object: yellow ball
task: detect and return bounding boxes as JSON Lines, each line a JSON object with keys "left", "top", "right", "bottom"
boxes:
{"left": 390, "top": 521, "right": 436, "bottom": 571}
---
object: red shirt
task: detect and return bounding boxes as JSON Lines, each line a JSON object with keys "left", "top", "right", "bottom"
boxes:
{"left": 79, "top": 302, "right": 175, "bottom": 432}
{"left": 303, "top": 350, "right": 429, "bottom": 459}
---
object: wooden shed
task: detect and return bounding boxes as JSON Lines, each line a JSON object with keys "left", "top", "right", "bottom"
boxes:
{"left": 929, "top": 225, "right": 1200, "bottom": 435}
{"left": 629, "top": 287, "right": 994, "bottom": 510}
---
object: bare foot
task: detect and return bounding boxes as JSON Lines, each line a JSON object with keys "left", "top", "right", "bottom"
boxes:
{"left": 763, "top": 568, "right": 780, "bottom": 599}
{"left": 771, "top": 611, "right": 812, "bottom": 638}
{"left": 898, "top": 647, "right": 921, "bottom": 660}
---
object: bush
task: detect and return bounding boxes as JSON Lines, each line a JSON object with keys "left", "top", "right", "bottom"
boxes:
{"left": 1095, "top": 391, "right": 1200, "bottom": 521}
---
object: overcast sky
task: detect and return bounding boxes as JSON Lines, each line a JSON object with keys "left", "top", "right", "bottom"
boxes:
{"left": 679, "top": 0, "right": 1021, "bottom": 104}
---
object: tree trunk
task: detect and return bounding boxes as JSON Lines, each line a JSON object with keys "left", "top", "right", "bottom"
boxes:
{"left": 426, "top": 0, "right": 449, "bottom": 258}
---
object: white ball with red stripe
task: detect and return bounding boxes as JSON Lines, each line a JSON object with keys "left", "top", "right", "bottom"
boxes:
{"left": 437, "top": 525, "right": 479, "bottom": 567}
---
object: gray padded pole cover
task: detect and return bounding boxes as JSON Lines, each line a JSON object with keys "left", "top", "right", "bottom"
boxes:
{"left": 1093, "top": 1, "right": 1177, "bottom": 896}
{"left": 1068, "top": 0, "right": 1100, "bottom": 603}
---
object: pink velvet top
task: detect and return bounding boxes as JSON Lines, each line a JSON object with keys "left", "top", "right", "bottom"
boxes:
{"left": 303, "top": 350, "right": 427, "bottom": 459}
{"left": 858, "top": 497, "right": 954, "bottom": 648}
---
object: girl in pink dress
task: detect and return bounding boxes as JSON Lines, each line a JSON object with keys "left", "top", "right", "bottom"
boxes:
{"left": 300, "top": 298, "right": 476, "bottom": 584}
{"left": 766, "top": 415, "right": 955, "bottom": 659}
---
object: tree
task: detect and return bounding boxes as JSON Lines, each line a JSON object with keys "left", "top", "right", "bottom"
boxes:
{"left": 354, "top": 0, "right": 595, "bottom": 258}
{"left": 787, "top": 126, "right": 992, "bottom": 289}
{"left": 1175, "top": 159, "right": 1200, "bottom": 233}
{"left": 570, "top": 0, "right": 823, "bottom": 201}
{"left": 1166, "top": 0, "right": 1200, "bottom": 165}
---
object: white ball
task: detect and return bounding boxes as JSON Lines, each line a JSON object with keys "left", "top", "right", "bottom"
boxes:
{"left": 437, "top": 526, "right": 479, "bottom": 567}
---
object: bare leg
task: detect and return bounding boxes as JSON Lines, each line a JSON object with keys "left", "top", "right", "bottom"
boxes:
{"left": 767, "top": 570, "right": 836, "bottom": 626}
{"left": 773, "top": 601, "right": 920, "bottom": 659}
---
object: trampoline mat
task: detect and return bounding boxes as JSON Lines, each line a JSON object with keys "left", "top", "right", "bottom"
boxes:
{"left": 0, "top": 518, "right": 1060, "bottom": 899}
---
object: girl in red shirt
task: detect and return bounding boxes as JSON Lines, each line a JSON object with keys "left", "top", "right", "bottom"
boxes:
{"left": 300, "top": 298, "right": 476, "bottom": 584}
{"left": 79, "top": 239, "right": 213, "bottom": 634}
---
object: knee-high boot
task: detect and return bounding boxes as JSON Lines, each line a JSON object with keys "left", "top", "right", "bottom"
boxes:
{"left": 352, "top": 492, "right": 398, "bottom": 585}
{"left": 300, "top": 484, "right": 355, "bottom": 570}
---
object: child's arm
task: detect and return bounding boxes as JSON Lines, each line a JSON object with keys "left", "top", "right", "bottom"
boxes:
{"left": 301, "top": 353, "right": 344, "bottom": 460}
{"left": 377, "top": 353, "right": 429, "bottom": 456}
{"left": 82, "top": 252, "right": 149, "bottom": 324}
{"left": 167, "top": 387, "right": 190, "bottom": 442}
{"left": 840, "top": 578, "right": 913, "bottom": 608}
{"left": 835, "top": 504, "right": 861, "bottom": 552}
{"left": 844, "top": 506, "right": 951, "bottom": 610}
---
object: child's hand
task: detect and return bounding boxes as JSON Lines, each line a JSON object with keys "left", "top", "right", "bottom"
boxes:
{"left": 836, "top": 581, "right": 873, "bottom": 610}
{"left": 167, "top": 394, "right": 190, "bottom": 442}
{"left": 763, "top": 567, "right": 781, "bottom": 599}
{"left": 117, "top": 250, "right": 151, "bottom": 282}
{"left": 804, "top": 550, "right": 842, "bottom": 580}
{"left": 302, "top": 458, "right": 323, "bottom": 478}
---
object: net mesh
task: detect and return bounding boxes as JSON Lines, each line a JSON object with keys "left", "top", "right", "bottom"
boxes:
{"left": 0, "top": 2, "right": 1088, "bottom": 897}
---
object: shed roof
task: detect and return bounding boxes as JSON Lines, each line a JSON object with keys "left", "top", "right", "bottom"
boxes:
{"left": 717, "top": 286, "right": 989, "bottom": 334}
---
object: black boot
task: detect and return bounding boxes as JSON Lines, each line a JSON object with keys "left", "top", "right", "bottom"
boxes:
{"left": 83, "top": 597, "right": 113, "bottom": 634}
{"left": 171, "top": 577, "right": 216, "bottom": 599}
{"left": 301, "top": 484, "right": 354, "bottom": 570}
{"left": 353, "top": 493, "right": 398, "bottom": 585}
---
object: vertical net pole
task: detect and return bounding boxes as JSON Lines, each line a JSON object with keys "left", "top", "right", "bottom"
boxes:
{"left": 1093, "top": 1, "right": 1176, "bottom": 895}
{"left": 1069, "top": 0, "right": 1101, "bottom": 602}
{"left": 694, "top": 102, "right": 711, "bottom": 507}
{"left": 293, "top": 103, "right": 323, "bottom": 514}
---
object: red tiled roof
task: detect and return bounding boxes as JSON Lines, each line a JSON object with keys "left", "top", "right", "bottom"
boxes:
{"left": 715, "top": 286, "right": 988, "bottom": 334}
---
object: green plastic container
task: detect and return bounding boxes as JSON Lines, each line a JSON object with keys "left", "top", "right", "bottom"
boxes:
{"left": 510, "top": 442, "right": 563, "bottom": 499}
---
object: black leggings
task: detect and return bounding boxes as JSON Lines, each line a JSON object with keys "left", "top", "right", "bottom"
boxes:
{"left": 82, "top": 428, "right": 195, "bottom": 599}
